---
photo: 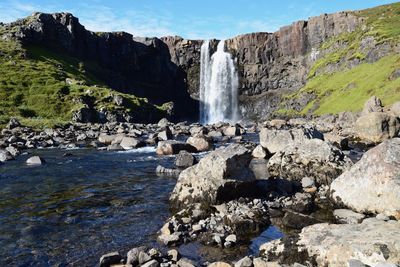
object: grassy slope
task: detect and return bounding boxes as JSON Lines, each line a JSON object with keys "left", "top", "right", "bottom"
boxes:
{"left": 277, "top": 2, "right": 400, "bottom": 116}
{"left": 0, "top": 36, "right": 166, "bottom": 129}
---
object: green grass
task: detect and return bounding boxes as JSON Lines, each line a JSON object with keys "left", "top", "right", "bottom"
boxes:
{"left": 0, "top": 36, "right": 167, "bottom": 129}
{"left": 298, "top": 55, "right": 400, "bottom": 115}
{"left": 288, "top": 2, "right": 400, "bottom": 116}
{"left": 308, "top": 2, "right": 400, "bottom": 79}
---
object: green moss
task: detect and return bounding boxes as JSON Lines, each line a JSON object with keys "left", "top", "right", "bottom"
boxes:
{"left": 299, "top": 55, "right": 400, "bottom": 115}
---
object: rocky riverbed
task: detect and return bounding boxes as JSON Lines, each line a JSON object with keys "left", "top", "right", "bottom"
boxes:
{"left": 1, "top": 96, "right": 400, "bottom": 267}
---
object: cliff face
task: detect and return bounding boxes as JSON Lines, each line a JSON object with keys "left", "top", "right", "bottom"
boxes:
{"left": 3, "top": 3, "right": 399, "bottom": 122}
{"left": 161, "top": 12, "right": 363, "bottom": 119}
{"left": 6, "top": 12, "right": 198, "bottom": 120}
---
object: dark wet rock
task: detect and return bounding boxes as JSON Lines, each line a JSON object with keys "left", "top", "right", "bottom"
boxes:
{"left": 7, "top": 118, "right": 21, "bottom": 129}
{"left": 175, "top": 150, "right": 197, "bottom": 168}
{"left": 99, "top": 251, "right": 121, "bottom": 267}
{"left": 267, "top": 139, "right": 352, "bottom": 186}
{"left": 282, "top": 210, "right": 321, "bottom": 229}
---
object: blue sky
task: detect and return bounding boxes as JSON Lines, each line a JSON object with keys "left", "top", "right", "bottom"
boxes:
{"left": 0, "top": 0, "right": 397, "bottom": 39}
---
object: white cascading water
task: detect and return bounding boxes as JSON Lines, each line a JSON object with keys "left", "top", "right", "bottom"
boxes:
{"left": 199, "top": 40, "right": 239, "bottom": 124}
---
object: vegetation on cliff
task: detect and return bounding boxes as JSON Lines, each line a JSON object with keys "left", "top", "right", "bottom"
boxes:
{"left": 0, "top": 33, "right": 169, "bottom": 129}
{"left": 278, "top": 2, "right": 400, "bottom": 117}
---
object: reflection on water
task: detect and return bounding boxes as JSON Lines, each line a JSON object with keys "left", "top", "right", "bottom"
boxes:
{"left": 0, "top": 148, "right": 176, "bottom": 266}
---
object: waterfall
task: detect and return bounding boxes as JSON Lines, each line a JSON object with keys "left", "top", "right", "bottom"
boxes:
{"left": 199, "top": 40, "right": 239, "bottom": 124}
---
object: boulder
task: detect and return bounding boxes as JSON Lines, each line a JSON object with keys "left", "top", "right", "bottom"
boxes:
{"left": 267, "top": 139, "right": 353, "bottom": 185}
{"left": 99, "top": 251, "right": 121, "bottom": 267}
{"left": 333, "top": 209, "right": 365, "bottom": 224}
{"left": 157, "top": 127, "right": 173, "bottom": 141}
{"left": 0, "top": 149, "right": 14, "bottom": 162}
{"left": 361, "top": 96, "right": 383, "bottom": 115}
{"left": 260, "top": 127, "right": 323, "bottom": 154}
{"left": 330, "top": 138, "right": 400, "bottom": 218}
{"left": 170, "top": 144, "right": 256, "bottom": 207}
{"left": 260, "top": 219, "right": 400, "bottom": 267}
{"left": 175, "top": 151, "right": 197, "bottom": 168}
{"left": 156, "top": 141, "right": 196, "bottom": 155}
{"left": 7, "top": 118, "right": 21, "bottom": 129}
{"left": 98, "top": 134, "right": 117, "bottom": 145}
{"left": 186, "top": 136, "right": 213, "bottom": 152}
{"left": 26, "top": 156, "right": 45, "bottom": 165}
{"left": 126, "top": 246, "right": 147, "bottom": 266}
{"left": 252, "top": 145, "right": 268, "bottom": 159}
{"left": 355, "top": 112, "right": 399, "bottom": 143}
{"left": 223, "top": 125, "right": 241, "bottom": 136}
{"left": 158, "top": 118, "right": 170, "bottom": 127}
{"left": 323, "top": 133, "right": 349, "bottom": 150}
{"left": 389, "top": 102, "right": 400, "bottom": 117}
{"left": 119, "top": 137, "right": 145, "bottom": 150}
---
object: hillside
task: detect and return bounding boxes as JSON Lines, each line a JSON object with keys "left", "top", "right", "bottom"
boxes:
{"left": 278, "top": 2, "right": 400, "bottom": 117}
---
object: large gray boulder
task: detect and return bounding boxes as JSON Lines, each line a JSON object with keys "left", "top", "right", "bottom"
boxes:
{"left": 330, "top": 138, "right": 400, "bottom": 218}
{"left": 259, "top": 127, "right": 323, "bottom": 154}
{"left": 170, "top": 144, "right": 255, "bottom": 208}
{"left": 119, "top": 137, "right": 145, "bottom": 150}
{"left": 186, "top": 136, "right": 213, "bottom": 152}
{"left": 175, "top": 150, "right": 197, "bottom": 168}
{"left": 267, "top": 139, "right": 353, "bottom": 185}
{"left": 260, "top": 219, "right": 400, "bottom": 267}
{"left": 355, "top": 112, "right": 399, "bottom": 143}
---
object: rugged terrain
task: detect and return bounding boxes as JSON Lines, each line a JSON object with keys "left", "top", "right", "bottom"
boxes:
{"left": 1, "top": 3, "right": 400, "bottom": 126}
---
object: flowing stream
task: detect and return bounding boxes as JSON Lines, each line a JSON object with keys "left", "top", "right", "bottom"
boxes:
{"left": 200, "top": 40, "right": 240, "bottom": 124}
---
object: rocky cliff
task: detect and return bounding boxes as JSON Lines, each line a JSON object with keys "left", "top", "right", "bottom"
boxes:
{"left": 2, "top": 12, "right": 198, "bottom": 121}
{"left": 1, "top": 3, "right": 400, "bottom": 123}
{"left": 162, "top": 3, "right": 400, "bottom": 119}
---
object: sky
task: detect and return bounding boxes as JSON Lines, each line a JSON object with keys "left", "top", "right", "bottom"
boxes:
{"left": 0, "top": 0, "right": 398, "bottom": 39}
